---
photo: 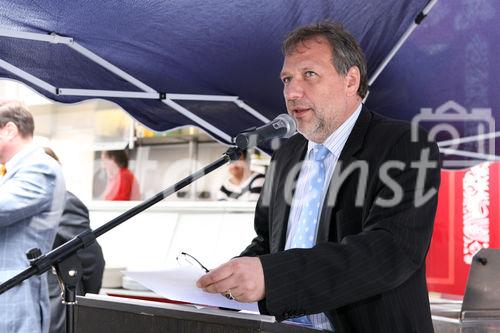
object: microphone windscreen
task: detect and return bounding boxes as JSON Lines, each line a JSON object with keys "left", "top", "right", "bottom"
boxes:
{"left": 274, "top": 114, "right": 297, "bottom": 138}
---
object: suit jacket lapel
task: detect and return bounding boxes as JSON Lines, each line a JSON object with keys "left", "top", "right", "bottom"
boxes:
{"left": 316, "top": 106, "right": 373, "bottom": 243}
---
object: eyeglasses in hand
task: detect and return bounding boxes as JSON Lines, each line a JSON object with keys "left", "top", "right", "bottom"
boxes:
{"left": 176, "top": 251, "right": 209, "bottom": 273}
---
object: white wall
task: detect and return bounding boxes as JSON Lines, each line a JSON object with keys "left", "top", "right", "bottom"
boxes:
{"left": 89, "top": 201, "right": 257, "bottom": 271}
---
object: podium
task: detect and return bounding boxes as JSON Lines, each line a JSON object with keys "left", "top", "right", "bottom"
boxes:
{"left": 75, "top": 294, "right": 317, "bottom": 333}
{"left": 430, "top": 249, "right": 500, "bottom": 332}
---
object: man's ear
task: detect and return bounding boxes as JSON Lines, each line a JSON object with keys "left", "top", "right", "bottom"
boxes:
{"left": 2, "top": 122, "right": 18, "bottom": 140}
{"left": 345, "top": 66, "right": 361, "bottom": 97}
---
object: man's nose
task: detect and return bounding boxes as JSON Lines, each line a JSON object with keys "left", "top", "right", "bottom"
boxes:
{"left": 284, "top": 79, "right": 305, "bottom": 101}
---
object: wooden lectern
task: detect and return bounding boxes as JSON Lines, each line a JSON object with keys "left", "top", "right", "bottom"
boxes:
{"left": 75, "top": 294, "right": 318, "bottom": 333}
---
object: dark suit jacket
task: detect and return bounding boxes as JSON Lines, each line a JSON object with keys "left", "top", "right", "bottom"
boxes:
{"left": 48, "top": 191, "right": 105, "bottom": 333}
{"left": 240, "top": 106, "right": 440, "bottom": 333}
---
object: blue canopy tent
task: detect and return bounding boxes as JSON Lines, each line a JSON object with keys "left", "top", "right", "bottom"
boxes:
{"left": 366, "top": 0, "right": 500, "bottom": 168}
{"left": 0, "top": 0, "right": 435, "bottom": 146}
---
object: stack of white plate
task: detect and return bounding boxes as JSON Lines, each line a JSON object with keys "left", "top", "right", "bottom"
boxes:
{"left": 101, "top": 267, "right": 125, "bottom": 288}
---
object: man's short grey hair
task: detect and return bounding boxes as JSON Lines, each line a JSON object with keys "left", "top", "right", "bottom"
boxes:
{"left": 283, "top": 21, "right": 368, "bottom": 98}
{"left": 0, "top": 100, "right": 35, "bottom": 138}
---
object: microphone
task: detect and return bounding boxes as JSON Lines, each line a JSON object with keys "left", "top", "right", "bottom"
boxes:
{"left": 234, "top": 114, "right": 297, "bottom": 149}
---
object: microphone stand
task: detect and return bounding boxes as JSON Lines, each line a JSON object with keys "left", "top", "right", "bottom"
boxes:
{"left": 0, "top": 146, "right": 243, "bottom": 333}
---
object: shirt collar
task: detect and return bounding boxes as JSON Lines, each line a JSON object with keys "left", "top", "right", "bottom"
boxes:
{"left": 5, "top": 142, "right": 39, "bottom": 173}
{"left": 306, "top": 103, "right": 363, "bottom": 159}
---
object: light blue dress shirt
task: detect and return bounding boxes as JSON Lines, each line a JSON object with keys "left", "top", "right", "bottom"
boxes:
{"left": 285, "top": 104, "right": 362, "bottom": 331}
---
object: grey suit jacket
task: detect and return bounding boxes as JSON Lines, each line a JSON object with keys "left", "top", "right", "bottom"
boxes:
{"left": 241, "top": 107, "right": 441, "bottom": 332}
{"left": 0, "top": 145, "right": 66, "bottom": 333}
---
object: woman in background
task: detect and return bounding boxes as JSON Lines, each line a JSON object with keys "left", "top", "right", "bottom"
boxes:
{"left": 217, "top": 149, "right": 264, "bottom": 201}
{"left": 101, "top": 150, "right": 141, "bottom": 201}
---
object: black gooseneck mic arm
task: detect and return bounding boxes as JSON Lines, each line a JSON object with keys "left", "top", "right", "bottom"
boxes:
{"left": 0, "top": 146, "right": 243, "bottom": 333}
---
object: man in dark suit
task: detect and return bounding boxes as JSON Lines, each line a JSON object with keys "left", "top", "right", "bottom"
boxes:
{"left": 197, "top": 22, "right": 440, "bottom": 332}
{"left": 44, "top": 148, "right": 105, "bottom": 333}
{"left": 47, "top": 191, "right": 105, "bottom": 333}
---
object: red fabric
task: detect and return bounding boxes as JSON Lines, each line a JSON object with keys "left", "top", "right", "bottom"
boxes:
{"left": 104, "top": 168, "right": 140, "bottom": 201}
{"left": 426, "top": 162, "right": 499, "bottom": 295}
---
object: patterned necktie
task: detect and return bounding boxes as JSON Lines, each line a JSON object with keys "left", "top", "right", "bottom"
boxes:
{"left": 290, "top": 144, "right": 330, "bottom": 249}
{"left": 288, "top": 145, "right": 332, "bottom": 328}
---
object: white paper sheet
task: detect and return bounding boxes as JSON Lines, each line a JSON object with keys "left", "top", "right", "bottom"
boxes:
{"left": 123, "top": 267, "right": 259, "bottom": 312}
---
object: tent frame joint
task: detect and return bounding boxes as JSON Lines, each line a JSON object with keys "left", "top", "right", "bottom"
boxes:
{"left": 415, "top": 12, "right": 427, "bottom": 25}
{"left": 49, "top": 32, "right": 73, "bottom": 44}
